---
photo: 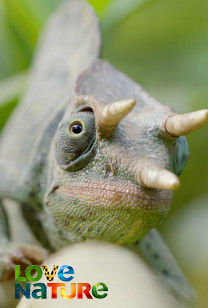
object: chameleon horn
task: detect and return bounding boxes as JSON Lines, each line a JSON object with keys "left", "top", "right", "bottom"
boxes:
{"left": 138, "top": 163, "right": 180, "bottom": 191}
{"left": 164, "top": 109, "right": 208, "bottom": 137}
{"left": 98, "top": 99, "right": 136, "bottom": 136}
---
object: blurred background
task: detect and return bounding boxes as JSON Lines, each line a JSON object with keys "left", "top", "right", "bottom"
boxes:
{"left": 0, "top": 0, "right": 207, "bottom": 306}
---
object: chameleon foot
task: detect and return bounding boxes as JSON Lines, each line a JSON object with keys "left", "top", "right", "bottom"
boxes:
{"left": 0, "top": 244, "right": 48, "bottom": 282}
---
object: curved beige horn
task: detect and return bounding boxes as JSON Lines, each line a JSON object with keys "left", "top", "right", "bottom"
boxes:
{"left": 138, "top": 164, "right": 180, "bottom": 191}
{"left": 165, "top": 109, "right": 208, "bottom": 137}
{"left": 98, "top": 99, "right": 136, "bottom": 135}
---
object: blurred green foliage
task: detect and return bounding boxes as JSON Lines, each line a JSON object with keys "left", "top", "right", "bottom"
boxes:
{"left": 0, "top": 71, "right": 27, "bottom": 129}
{"left": 0, "top": 0, "right": 61, "bottom": 127}
{"left": 0, "top": 0, "right": 207, "bottom": 306}
{"left": 89, "top": 0, "right": 147, "bottom": 30}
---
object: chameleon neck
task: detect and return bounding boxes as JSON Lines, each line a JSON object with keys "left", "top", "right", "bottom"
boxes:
{"left": 30, "top": 109, "right": 65, "bottom": 207}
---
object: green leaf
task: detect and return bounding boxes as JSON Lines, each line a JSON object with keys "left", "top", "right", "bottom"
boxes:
{"left": 0, "top": 0, "right": 62, "bottom": 81}
{"left": 2, "top": 0, "right": 61, "bottom": 51}
{"left": 88, "top": 0, "right": 148, "bottom": 31}
{"left": 0, "top": 72, "right": 27, "bottom": 130}
{"left": 88, "top": 0, "right": 111, "bottom": 15}
{"left": 0, "top": 3, "right": 30, "bottom": 79}
{"left": 101, "top": 0, "right": 147, "bottom": 30}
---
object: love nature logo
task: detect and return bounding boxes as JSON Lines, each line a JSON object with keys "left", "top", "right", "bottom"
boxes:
{"left": 15, "top": 265, "right": 108, "bottom": 300}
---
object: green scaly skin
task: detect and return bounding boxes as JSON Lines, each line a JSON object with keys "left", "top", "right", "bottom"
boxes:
{"left": 0, "top": 0, "right": 199, "bottom": 305}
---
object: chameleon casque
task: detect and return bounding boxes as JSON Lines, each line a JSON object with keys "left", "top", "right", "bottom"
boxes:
{"left": 0, "top": 0, "right": 207, "bottom": 305}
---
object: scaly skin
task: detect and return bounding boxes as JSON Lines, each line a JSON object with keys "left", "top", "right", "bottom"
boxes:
{"left": 42, "top": 64, "right": 188, "bottom": 247}
{"left": 0, "top": 0, "right": 206, "bottom": 306}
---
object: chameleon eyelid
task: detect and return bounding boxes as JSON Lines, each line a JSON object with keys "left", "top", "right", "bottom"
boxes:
{"left": 58, "top": 137, "right": 97, "bottom": 171}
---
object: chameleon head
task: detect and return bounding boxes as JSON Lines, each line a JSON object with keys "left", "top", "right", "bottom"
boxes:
{"left": 45, "top": 95, "right": 208, "bottom": 245}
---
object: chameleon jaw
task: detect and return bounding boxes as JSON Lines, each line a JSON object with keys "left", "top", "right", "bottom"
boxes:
{"left": 55, "top": 179, "right": 172, "bottom": 212}
{"left": 45, "top": 180, "right": 173, "bottom": 245}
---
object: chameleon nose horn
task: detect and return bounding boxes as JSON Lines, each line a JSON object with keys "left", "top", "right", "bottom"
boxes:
{"left": 98, "top": 99, "right": 136, "bottom": 137}
{"left": 137, "top": 162, "right": 180, "bottom": 191}
{"left": 163, "top": 109, "right": 208, "bottom": 137}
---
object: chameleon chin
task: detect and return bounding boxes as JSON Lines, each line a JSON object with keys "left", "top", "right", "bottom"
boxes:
{"left": 0, "top": 0, "right": 207, "bottom": 304}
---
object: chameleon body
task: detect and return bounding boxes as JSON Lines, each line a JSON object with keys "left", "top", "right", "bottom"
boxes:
{"left": 0, "top": 0, "right": 207, "bottom": 305}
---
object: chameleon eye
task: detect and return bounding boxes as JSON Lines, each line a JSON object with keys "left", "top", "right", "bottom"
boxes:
{"left": 54, "top": 111, "right": 96, "bottom": 170}
{"left": 69, "top": 121, "right": 83, "bottom": 135}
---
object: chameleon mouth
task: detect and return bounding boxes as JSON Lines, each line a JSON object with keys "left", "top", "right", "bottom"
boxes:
{"left": 55, "top": 179, "right": 172, "bottom": 211}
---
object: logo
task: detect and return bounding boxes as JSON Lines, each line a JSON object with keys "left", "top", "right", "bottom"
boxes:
{"left": 15, "top": 265, "right": 108, "bottom": 300}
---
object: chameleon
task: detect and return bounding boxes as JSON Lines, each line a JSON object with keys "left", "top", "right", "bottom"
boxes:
{"left": 0, "top": 0, "right": 207, "bottom": 305}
